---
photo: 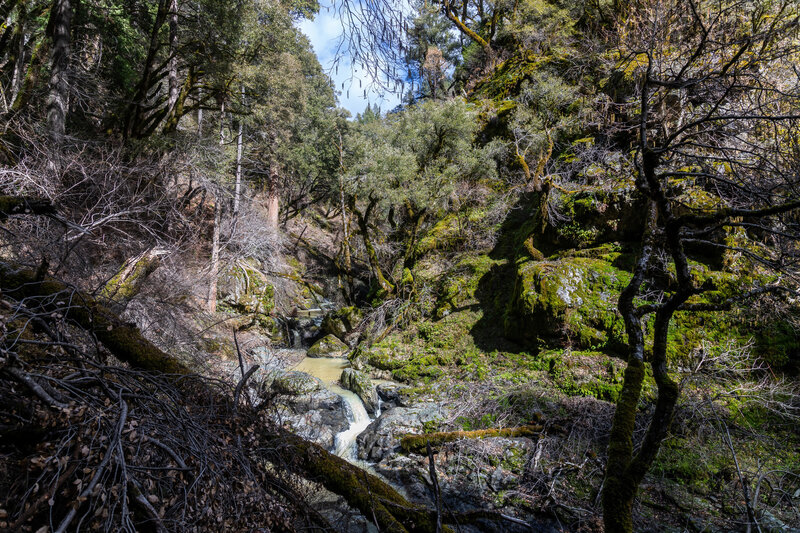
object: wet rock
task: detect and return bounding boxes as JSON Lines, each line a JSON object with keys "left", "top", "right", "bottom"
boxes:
{"left": 322, "top": 306, "right": 363, "bottom": 340}
{"left": 271, "top": 370, "right": 322, "bottom": 395}
{"left": 308, "top": 334, "right": 349, "bottom": 358}
{"left": 272, "top": 388, "right": 349, "bottom": 450}
{"left": 376, "top": 382, "right": 411, "bottom": 407}
{"left": 357, "top": 404, "right": 445, "bottom": 462}
{"left": 340, "top": 368, "right": 378, "bottom": 414}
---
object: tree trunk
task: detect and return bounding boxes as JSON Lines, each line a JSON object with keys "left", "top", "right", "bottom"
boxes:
{"left": 124, "top": 0, "right": 168, "bottom": 138}
{"left": 10, "top": 38, "right": 47, "bottom": 113}
{"left": 354, "top": 199, "right": 394, "bottom": 295}
{"left": 46, "top": 0, "right": 70, "bottom": 142}
{"left": 196, "top": 87, "right": 203, "bottom": 135}
{"left": 167, "top": 0, "right": 178, "bottom": 110}
{"left": 99, "top": 247, "right": 167, "bottom": 312}
{"left": 265, "top": 158, "right": 279, "bottom": 229}
{"left": 234, "top": 87, "right": 244, "bottom": 217}
{"left": 162, "top": 66, "right": 195, "bottom": 133}
{"left": 206, "top": 199, "right": 221, "bottom": 313}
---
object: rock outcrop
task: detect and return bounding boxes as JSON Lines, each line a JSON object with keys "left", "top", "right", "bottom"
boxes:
{"left": 340, "top": 368, "right": 379, "bottom": 414}
{"left": 307, "top": 334, "right": 349, "bottom": 358}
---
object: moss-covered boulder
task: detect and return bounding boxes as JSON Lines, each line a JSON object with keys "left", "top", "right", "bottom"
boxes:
{"left": 307, "top": 334, "right": 349, "bottom": 358}
{"left": 321, "top": 306, "right": 363, "bottom": 340}
{"left": 505, "top": 255, "right": 630, "bottom": 352}
{"left": 218, "top": 262, "right": 274, "bottom": 315}
{"left": 340, "top": 368, "right": 379, "bottom": 414}
{"left": 435, "top": 255, "right": 502, "bottom": 318}
{"left": 271, "top": 371, "right": 323, "bottom": 395}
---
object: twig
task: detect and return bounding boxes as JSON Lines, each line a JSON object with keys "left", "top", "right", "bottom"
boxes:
{"left": 5, "top": 366, "right": 69, "bottom": 409}
{"left": 234, "top": 365, "right": 259, "bottom": 412}
{"left": 55, "top": 396, "right": 129, "bottom": 533}
{"left": 145, "top": 436, "right": 188, "bottom": 470}
{"left": 128, "top": 479, "right": 168, "bottom": 533}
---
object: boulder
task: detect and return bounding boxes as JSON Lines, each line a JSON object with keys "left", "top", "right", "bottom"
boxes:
{"left": 357, "top": 404, "right": 444, "bottom": 462}
{"left": 307, "top": 334, "right": 349, "bottom": 358}
{"left": 376, "top": 383, "right": 411, "bottom": 408}
{"left": 271, "top": 370, "right": 322, "bottom": 395}
{"left": 322, "top": 306, "right": 363, "bottom": 340}
{"left": 340, "top": 368, "right": 379, "bottom": 414}
{"left": 218, "top": 262, "right": 274, "bottom": 315}
{"left": 271, "top": 389, "right": 350, "bottom": 450}
{"left": 505, "top": 255, "right": 629, "bottom": 352}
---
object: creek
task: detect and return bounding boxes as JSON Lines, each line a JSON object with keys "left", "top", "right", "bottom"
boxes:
{"left": 292, "top": 356, "right": 377, "bottom": 460}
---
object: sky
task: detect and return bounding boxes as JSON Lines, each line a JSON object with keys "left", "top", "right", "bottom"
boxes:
{"left": 298, "top": 2, "right": 404, "bottom": 117}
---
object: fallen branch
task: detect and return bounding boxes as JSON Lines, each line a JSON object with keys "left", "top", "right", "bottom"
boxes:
{"left": 400, "top": 425, "right": 543, "bottom": 455}
{"left": 4, "top": 366, "right": 69, "bottom": 410}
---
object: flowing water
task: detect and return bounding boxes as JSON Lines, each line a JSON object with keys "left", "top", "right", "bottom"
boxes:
{"left": 292, "top": 356, "right": 373, "bottom": 460}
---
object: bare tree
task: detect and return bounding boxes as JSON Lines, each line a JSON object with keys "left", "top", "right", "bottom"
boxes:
{"left": 602, "top": 2, "right": 800, "bottom": 531}
{"left": 46, "top": 0, "right": 71, "bottom": 142}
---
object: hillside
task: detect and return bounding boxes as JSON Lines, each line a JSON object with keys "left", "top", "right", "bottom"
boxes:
{"left": 1, "top": 1, "right": 799, "bottom": 532}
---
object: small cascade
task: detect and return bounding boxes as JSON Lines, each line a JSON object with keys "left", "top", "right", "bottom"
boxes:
{"left": 293, "top": 356, "right": 374, "bottom": 460}
{"left": 330, "top": 383, "right": 372, "bottom": 459}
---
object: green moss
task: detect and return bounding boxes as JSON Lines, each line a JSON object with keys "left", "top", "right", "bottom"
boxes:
{"left": 505, "top": 256, "right": 630, "bottom": 352}
{"left": 435, "top": 254, "right": 502, "bottom": 318}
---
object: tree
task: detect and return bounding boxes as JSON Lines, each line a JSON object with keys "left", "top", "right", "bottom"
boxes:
{"left": 344, "top": 98, "right": 497, "bottom": 295}
{"left": 602, "top": 2, "right": 800, "bottom": 531}
{"left": 46, "top": 0, "right": 70, "bottom": 142}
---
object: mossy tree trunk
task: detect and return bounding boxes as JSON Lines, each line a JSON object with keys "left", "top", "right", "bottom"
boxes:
{"left": 400, "top": 200, "right": 426, "bottom": 274}
{"left": 353, "top": 196, "right": 395, "bottom": 296}
{"left": 98, "top": 247, "right": 167, "bottom": 311}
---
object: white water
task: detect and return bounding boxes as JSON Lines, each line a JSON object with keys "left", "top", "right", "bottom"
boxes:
{"left": 292, "top": 357, "right": 373, "bottom": 460}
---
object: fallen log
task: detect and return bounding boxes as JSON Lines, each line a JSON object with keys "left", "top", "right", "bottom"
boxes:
{"left": 99, "top": 246, "right": 168, "bottom": 311}
{"left": 0, "top": 262, "right": 191, "bottom": 376}
{"left": 401, "top": 425, "right": 543, "bottom": 455}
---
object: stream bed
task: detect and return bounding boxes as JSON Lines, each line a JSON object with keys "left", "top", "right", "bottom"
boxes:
{"left": 292, "top": 356, "right": 375, "bottom": 460}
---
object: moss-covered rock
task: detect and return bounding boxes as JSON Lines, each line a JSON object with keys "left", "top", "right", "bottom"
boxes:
{"left": 321, "top": 306, "right": 363, "bottom": 340}
{"left": 271, "top": 371, "right": 323, "bottom": 395}
{"left": 505, "top": 256, "right": 630, "bottom": 352}
{"left": 340, "top": 368, "right": 379, "bottom": 414}
{"left": 435, "top": 255, "right": 502, "bottom": 318}
{"left": 307, "top": 334, "right": 349, "bottom": 358}
{"left": 218, "top": 262, "right": 274, "bottom": 315}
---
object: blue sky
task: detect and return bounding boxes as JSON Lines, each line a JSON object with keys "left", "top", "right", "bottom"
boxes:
{"left": 298, "top": 2, "right": 403, "bottom": 116}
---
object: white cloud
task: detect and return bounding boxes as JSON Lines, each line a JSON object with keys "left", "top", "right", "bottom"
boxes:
{"left": 299, "top": 1, "right": 403, "bottom": 116}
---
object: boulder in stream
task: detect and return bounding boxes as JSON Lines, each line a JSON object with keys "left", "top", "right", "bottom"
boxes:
{"left": 376, "top": 382, "right": 411, "bottom": 407}
{"left": 340, "top": 368, "right": 379, "bottom": 414}
{"left": 271, "top": 370, "right": 322, "bottom": 395}
{"left": 307, "top": 334, "right": 349, "bottom": 358}
{"left": 272, "top": 388, "right": 350, "bottom": 450}
{"left": 357, "top": 404, "right": 445, "bottom": 462}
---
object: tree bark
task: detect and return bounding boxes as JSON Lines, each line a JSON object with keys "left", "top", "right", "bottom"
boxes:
{"left": 99, "top": 247, "right": 167, "bottom": 312}
{"left": 206, "top": 199, "right": 221, "bottom": 313}
{"left": 167, "top": 0, "right": 178, "bottom": 110}
{"left": 234, "top": 86, "right": 245, "bottom": 217}
{"left": 354, "top": 199, "right": 394, "bottom": 295}
{"left": 46, "top": 0, "right": 71, "bottom": 143}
